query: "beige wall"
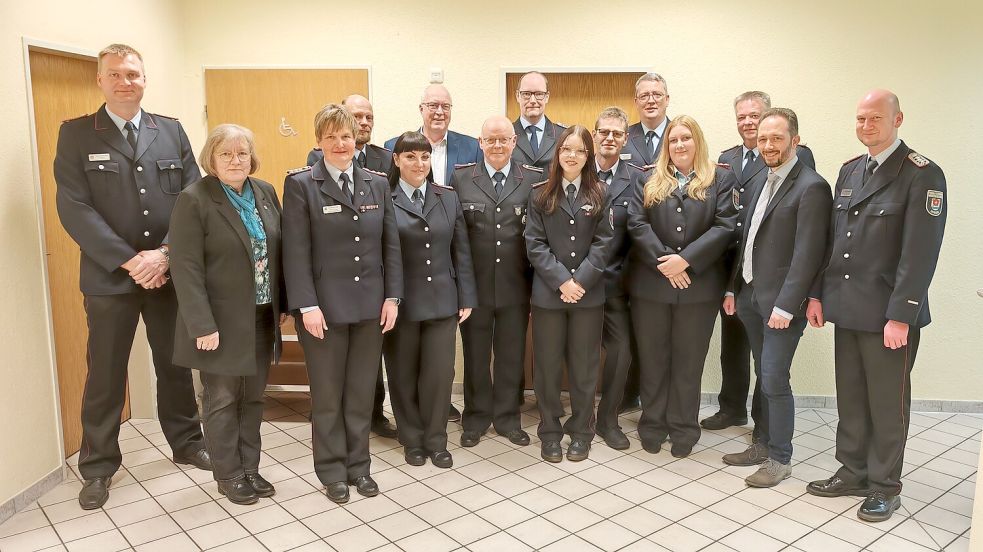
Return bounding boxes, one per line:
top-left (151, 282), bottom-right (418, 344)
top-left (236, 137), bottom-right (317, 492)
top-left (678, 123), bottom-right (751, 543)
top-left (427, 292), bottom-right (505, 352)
top-left (2, 0), bottom-right (981, 507)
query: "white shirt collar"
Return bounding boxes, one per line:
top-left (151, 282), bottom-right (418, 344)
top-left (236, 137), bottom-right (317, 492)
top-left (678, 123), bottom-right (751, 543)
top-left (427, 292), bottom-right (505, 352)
top-left (399, 179), bottom-right (427, 202)
top-left (595, 160), bottom-right (619, 182)
top-left (769, 154), bottom-right (800, 185)
top-left (869, 139), bottom-right (902, 169)
top-left (105, 107), bottom-right (142, 134)
top-left (640, 117), bottom-right (668, 138)
top-left (741, 145), bottom-right (760, 159)
top-left (520, 116), bottom-right (546, 133)
top-left (485, 161), bottom-right (511, 180)
top-left (323, 160), bottom-right (355, 190)
top-left (562, 175), bottom-right (583, 195)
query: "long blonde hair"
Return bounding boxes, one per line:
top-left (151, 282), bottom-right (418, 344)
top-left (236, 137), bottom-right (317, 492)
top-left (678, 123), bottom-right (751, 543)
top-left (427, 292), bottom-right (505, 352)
top-left (643, 115), bottom-right (715, 207)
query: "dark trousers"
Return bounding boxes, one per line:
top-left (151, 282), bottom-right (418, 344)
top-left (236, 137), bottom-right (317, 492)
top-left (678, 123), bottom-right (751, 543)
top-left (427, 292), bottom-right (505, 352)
top-left (372, 365), bottom-right (387, 421)
top-left (737, 286), bottom-right (807, 465)
top-left (461, 303), bottom-right (529, 433)
top-left (632, 298), bottom-right (718, 448)
top-left (716, 306), bottom-right (758, 417)
top-left (597, 295), bottom-right (633, 431)
top-left (532, 306), bottom-right (602, 443)
top-left (384, 315), bottom-right (457, 452)
top-left (833, 326), bottom-right (920, 495)
top-left (200, 304), bottom-right (274, 481)
top-left (297, 317), bottom-right (382, 484)
top-left (79, 285), bottom-right (203, 479)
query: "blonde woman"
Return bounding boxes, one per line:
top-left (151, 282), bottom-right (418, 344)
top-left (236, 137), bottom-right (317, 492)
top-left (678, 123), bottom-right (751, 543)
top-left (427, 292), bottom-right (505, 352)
top-left (626, 115), bottom-right (737, 457)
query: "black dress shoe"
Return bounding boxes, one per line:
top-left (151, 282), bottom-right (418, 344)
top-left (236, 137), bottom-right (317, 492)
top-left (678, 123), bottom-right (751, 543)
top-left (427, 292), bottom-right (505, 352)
top-left (541, 441), bottom-right (563, 463)
top-left (371, 417), bottom-right (398, 439)
top-left (78, 477), bottom-right (111, 510)
top-left (618, 396), bottom-right (641, 414)
top-left (349, 475), bottom-right (379, 497)
top-left (326, 481), bottom-right (349, 503)
top-left (218, 477), bottom-right (258, 505)
top-left (498, 429), bottom-right (531, 446)
top-left (641, 440), bottom-right (663, 454)
top-left (173, 448), bottom-right (213, 471)
top-left (244, 473), bottom-right (276, 498)
top-left (460, 430), bottom-right (482, 447)
top-left (430, 450), bottom-right (454, 469)
top-left (700, 411), bottom-right (748, 430)
top-left (806, 475), bottom-right (870, 498)
top-left (404, 447), bottom-right (427, 466)
top-left (597, 428), bottom-right (630, 450)
top-left (858, 491), bottom-right (901, 522)
top-left (670, 443), bottom-right (693, 458)
top-left (448, 405), bottom-right (462, 422)
top-left (567, 439), bottom-right (591, 462)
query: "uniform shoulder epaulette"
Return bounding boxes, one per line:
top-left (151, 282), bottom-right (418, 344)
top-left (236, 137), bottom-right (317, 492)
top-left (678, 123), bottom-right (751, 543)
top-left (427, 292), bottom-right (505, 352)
top-left (642, 163), bottom-right (657, 171)
top-left (286, 165), bottom-right (311, 175)
top-left (521, 164), bottom-right (544, 172)
top-left (433, 182), bottom-right (454, 190)
top-left (454, 162), bottom-right (476, 169)
top-left (716, 162), bottom-right (731, 169)
top-left (907, 151), bottom-right (930, 168)
top-left (151, 112), bottom-right (179, 121)
top-left (62, 113), bottom-right (90, 123)
top-left (363, 168), bottom-right (387, 177)
top-left (842, 154), bottom-right (864, 165)
top-left (531, 180), bottom-right (548, 188)
top-left (626, 162), bottom-right (648, 171)
top-left (721, 144), bottom-right (741, 154)
top-left (554, 121), bottom-right (569, 129)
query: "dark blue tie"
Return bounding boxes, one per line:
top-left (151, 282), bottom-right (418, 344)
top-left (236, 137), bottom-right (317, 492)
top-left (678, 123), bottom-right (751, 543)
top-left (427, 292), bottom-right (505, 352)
top-left (567, 184), bottom-right (577, 210)
top-left (645, 130), bottom-right (656, 157)
top-left (340, 173), bottom-right (354, 203)
top-left (493, 171), bottom-right (505, 197)
top-left (741, 150), bottom-right (756, 181)
top-left (124, 121), bottom-right (138, 154)
top-left (528, 126), bottom-right (540, 156)
top-left (412, 188), bottom-right (424, 213)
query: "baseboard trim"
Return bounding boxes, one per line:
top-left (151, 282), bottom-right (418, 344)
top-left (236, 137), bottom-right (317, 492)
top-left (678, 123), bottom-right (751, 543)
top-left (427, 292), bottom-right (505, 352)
top-left (697, 393), bottom-right (983, 414)
top-left (0, 465), bottom-right (64, 525)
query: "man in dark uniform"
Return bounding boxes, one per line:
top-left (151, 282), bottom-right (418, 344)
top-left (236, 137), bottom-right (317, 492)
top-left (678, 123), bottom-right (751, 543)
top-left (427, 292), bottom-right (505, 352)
top-left (511, 71), bottom-right (566, 171)
top-left (703, 91), bottom-right (817, 439)
top-left (450, 115), bottom-right (538, 448)
top-left (306, 94), bottom-right (396, 439)
top-left (721, 108), bottom-right (831, 488)
top-left (806, 90), bottom-right (946, 523)
top-left (307, 94), bottom-right (393, 175)
top-left (54, 44), bottom-right (210, 510)
top-left (592, 107), bottom-right (649, 449)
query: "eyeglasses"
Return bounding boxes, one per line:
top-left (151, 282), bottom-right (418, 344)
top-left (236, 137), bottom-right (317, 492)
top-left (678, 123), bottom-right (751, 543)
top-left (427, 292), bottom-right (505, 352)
top-left (422, 102), bottom-right (452, 112)
top-left (481, 136), bottom-right (515, 146)
top-left (216, 151), bottom-right (251, 163)
top-left (595, 129), bottom-right (626, 139)
top-left (559, 146), bottom-right (588, 157)
top-left (517, 91), bottom-right (548, 101)
top-left (636, 92), bottom-right (666, 102)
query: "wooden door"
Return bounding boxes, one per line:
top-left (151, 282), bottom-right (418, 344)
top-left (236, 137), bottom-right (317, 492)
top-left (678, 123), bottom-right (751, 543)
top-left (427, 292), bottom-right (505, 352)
top-left (30, 48), bottom-right (131, 457)
top-left (204, 68), bottom-right (369, 385)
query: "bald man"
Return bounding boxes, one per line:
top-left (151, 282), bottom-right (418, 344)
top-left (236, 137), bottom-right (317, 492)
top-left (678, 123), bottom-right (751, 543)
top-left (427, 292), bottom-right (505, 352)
top-left (449, 115), bottom-right (540, 448)
top-left (308, 95), bottom-right (392, 175)
top-left (511, 71), bottom-right (566, 171)
top-left (385, 84), bottom-right (480, 186)
top-left (805, 90), bottom-right (946, 523)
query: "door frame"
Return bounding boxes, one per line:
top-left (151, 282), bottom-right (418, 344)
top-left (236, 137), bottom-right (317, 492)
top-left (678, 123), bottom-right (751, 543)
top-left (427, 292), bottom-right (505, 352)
top-left (498, 66), bottom-right (653, 114)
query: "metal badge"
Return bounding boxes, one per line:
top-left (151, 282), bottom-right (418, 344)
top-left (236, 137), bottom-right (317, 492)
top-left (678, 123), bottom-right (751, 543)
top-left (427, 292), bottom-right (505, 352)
top-left (323, 205), bottom-right (342, 214)
top-left (515, 206), bottom-right (523, 216)
top-left (88, 153), bottom-right (110, 161)
top-left (840, 188), bottom-right (853, 197)
top-left (926, 190), bottom-right (943, 216)
top-left (732, 188), bottom-right (740, 209)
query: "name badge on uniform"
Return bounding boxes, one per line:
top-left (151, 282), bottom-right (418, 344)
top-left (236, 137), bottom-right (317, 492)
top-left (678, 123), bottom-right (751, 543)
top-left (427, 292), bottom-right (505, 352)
top-left (840, 188), bottom-right (853, 197)
top-left (88, 153), bottom-right (111, 161)
top-left (619, 153), bottom-right (632, 160)
top-left (323, 205), bottom-right (342, 214)
top-left (359, 204), bottom-right (379, 212)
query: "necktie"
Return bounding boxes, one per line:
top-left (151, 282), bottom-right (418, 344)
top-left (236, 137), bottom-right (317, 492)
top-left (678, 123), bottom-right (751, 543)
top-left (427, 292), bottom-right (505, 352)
top-left (598, 169), bottom-right (613, 184)
top-left (339, 173), bottom-right (354, 203)
top-left (567, 183), bottom-right (577, 210)
top-left (493, 171), bottom-right (505, 197)
top-left (528, 126), bottom-right (540, 156)
top-left (124, 121), bottom-right (138, 154)
top-left (357, 151), bottom-right (367, 168)
top-left (861, 157), bottom-right (878, 189)
top-left (742, 172), bottom-right (780, 284)
top-left (645, 130), bottom-right (657, 157)
top-left (741, 150), bottom-right (756, 181)
top-left (412, 188), bottom-right (424, 213)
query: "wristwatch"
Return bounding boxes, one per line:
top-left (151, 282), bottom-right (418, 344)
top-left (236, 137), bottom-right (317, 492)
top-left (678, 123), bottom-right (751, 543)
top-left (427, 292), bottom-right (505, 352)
top-left (158, 246), bottom-right (169, 261)
top-left (386, 297), bottom-right (402, 306)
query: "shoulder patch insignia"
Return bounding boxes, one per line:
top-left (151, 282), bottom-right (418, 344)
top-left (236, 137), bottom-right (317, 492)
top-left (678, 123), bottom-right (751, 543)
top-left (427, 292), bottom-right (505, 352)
top-left (363, 168), bottom-right (387, 177)
top-left (531, 180), bottom-right (548, 188)
top-left (721, 144), bottom-right (741, 154)
top-left (522, 164), bottom-right (544, 173)
top-left (842, 154), bottom-right (864, 165)
top-left (732, 188), bottom-right (741, 210)
top-left (716, 162), bottom-right (731, 169)
top-left (908, 152), bottom-right (930, 168)
top-left (286, 165), bottom-right (311, 175)
top-left (926, 190), bottom-right (943, 216)
top-left (454, 162), bottom-right (476, 169)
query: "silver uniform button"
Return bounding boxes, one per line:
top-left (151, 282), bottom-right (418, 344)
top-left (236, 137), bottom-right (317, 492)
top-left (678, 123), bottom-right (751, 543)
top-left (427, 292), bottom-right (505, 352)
top-left (496, 258), bottom-right (500, 263)
top-left (496, 241), bottom-right (501, 246)
top-left (623, 201), bottom-right (628, 206)
top-left (354, 236), bottom-right (360, 242)
top-left (136, 166), bottom-right (143, 172)
top-left (853, 210), bottom-right (859, 215)
top-left (676, 226), bottom-right (682, 232)
top-left (879, 209), bottom-right (885, 215)
top-left (426, 259), bottom-right (431, 265)
top-left (424, 227), bottom-right (429, 232)
top-left (837, 204), bottom-right (842, 208)
top-left (844, 274), bottom-right (850, 280)
top-left (739, 205), bottom-right (744, 210)
top-left (847, 231), bottom-right (852, 237)
top-left (676, 247), bottom-right (682, 251)
top-left (570, 252), bottom-right (576, 257)
top-left (844, 253), bottom-right (850, 259)
top-left (354, 256), bottom-right (360, 261)
top-left (98, 164), bottom-right (104, 170)
top-left (570, 236), bottom-right (575, 241)
top-left (425, 243), bottom-right (430, 248)
top-left (569, 219), bottom-right (574, 225)
top-left (427, 276), bottom-right (432, 282)
top-left (143, 231), bottom-right (150, 236)
top-left (354, 276), bottom-right (360, 282)
top-left (469, 205), bottom-right (475, 210)
top-left (496, 207), bottom-right (501, 212)
top-left (737, 222), bottom-right (742, 227)
top-left (496, 224), bottom-right (501, 229)
top-left (143, 210), bottom-right (149, 215)
top-left (140, 188), bottom-right (146, 194)
top-left (353, 215), bottom-right (358, 221)
top-left (169, 164), bottom-right (175, 169)
top-left (676, 207), bottom-right (682, 213)
top-left (740, 188), bottom-right (745, 193)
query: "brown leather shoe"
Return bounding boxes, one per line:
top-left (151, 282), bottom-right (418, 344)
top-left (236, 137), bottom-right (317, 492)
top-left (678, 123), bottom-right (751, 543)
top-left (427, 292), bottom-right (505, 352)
top-left (722, 442), bottom-right (768, 466)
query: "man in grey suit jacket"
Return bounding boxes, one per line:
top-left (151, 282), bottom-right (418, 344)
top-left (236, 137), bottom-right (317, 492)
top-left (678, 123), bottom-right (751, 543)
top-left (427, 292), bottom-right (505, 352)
top-left (54, 44), bottom-right (209, 510)
top-left (621, 72), bottom-right (671, 167)
top-left (511, 71), bottom-right (566, 171)
top-left (721, 108), bottom-right (832, 488)
top-left (384, 84), bottom-right (480, 186)
top-left (307, 95), bottom-right (393, 176)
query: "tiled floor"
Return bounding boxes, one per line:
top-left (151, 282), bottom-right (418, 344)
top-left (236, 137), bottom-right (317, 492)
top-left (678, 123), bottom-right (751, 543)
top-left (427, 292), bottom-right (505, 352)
top-left (1, 392), bottom-right (978, 551)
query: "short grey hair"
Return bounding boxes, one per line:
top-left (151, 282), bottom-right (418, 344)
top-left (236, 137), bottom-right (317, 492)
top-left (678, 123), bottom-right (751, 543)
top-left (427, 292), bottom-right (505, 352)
top-left (595, 106), bottom-right (629, 132)
top-left (97, 43), bottom-right (143, 74)
top-left (761, 108), bottom-right (799, 137)
top-left (635, 72), bottom-right (668, 94)
top-left (198, 124), bottom-right (260, 176)
top-left (734, 91), bottom-right (771, 109)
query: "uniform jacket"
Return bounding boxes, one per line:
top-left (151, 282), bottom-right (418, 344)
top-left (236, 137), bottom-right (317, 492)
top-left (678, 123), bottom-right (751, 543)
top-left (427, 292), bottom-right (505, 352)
top-left (602, 161), bottom-right (650, 298)
top-left (282, 160), bottom-right (403, 324)
top-left (390, 183), bottom-right (478, 321)
top-left (511, 116), bottom-right (566, 171)
top-left (169, 177), bottom-right (284, 376)
top-left (385, 129), bottom-right (481, 185)
top-left (729, 159), bottom-right (832, 317)
top-left (524, 182), bottom-right (615, 309)
top-left (621, 120), bottom-right (670, 166)
top-left (307, 143), bottom-right (393, 175)
top-left (54, 104), bottom-right (200, 295)
top-left (626, 166), bottom-right (738, 303)
top-left (818, 142), bottom-right (946, 332)
top-left (448, 161), bottom-right (537, 309)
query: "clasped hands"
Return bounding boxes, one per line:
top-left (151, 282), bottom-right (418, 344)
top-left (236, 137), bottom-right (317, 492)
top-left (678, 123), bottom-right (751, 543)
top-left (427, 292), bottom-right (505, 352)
top-left (122, 249), bottom-right (168, 289)
top-left (560, 278), bottom-right (585, 303)
top-left (658, 254), bottom-right (690, 289)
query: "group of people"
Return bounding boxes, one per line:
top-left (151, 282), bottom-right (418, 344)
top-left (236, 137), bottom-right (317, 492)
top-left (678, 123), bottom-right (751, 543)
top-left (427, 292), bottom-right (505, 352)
top-left (55, 43), bottom-right (946, 526)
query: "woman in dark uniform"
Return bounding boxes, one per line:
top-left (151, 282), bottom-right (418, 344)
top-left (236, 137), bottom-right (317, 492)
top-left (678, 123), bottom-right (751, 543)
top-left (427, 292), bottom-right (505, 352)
top-left (169, 124), bottom-right (285, 505)
top-left (282, 105), bottom-right (402, 504)
top-left (383, 131), bottom-right (477, 469)
top-left (626, 115), bottom-right (737, 458)
top-left (524, 125), bottom-right (613, 463)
